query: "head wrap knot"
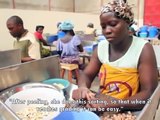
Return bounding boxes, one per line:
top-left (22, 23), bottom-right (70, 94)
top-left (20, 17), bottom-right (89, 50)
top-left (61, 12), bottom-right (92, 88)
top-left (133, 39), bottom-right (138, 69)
top-left (101, 0), bottom-right (134, 25)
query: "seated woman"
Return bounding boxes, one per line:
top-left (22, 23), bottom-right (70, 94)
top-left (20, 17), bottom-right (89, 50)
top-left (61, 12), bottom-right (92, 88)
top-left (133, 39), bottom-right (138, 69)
top-left (57, 20), bottom-right (83, 64)
top-left (34, 25), bottom-right (49, 46)
top-left (34, 25), bottom-right (51, 57)
top-left (72, 0), bottom-right (158, 111)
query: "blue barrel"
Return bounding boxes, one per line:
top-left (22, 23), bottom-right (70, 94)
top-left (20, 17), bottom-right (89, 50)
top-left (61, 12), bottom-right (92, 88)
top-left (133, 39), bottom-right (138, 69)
top-left (148, 26), bottom-right (158, 38)
top-left (140, 25), bottom-right (148, 32)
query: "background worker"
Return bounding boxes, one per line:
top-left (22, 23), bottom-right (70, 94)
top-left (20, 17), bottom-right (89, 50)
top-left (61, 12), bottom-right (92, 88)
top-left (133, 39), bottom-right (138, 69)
top-left (6, 15), bottom-right (41, 62)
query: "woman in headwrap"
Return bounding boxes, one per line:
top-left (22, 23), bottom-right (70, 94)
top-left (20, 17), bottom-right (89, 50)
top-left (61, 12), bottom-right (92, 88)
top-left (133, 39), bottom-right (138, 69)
top-left (72, 0), bottom-right (158, 111)
top-left (57, 20), bottom-right (83, 64)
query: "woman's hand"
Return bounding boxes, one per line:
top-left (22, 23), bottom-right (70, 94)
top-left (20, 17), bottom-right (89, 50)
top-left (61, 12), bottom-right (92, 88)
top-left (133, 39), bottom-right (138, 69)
top-left (72, 87), bottom-right (95, 100)
top-left (86, 94), bottom-right (119, 110)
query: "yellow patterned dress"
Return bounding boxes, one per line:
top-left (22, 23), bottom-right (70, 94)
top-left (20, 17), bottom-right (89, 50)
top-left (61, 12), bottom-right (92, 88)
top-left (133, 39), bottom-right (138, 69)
top-left (97, 37), bottom-right (148, 99)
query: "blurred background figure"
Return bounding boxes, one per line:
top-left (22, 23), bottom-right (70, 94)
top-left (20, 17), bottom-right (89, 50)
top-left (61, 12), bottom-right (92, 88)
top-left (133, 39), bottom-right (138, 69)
top-left (85, 22), bottom-right (96, 36)
top-left (95, 29), bottom-right (106, 42)
top-left (130, 21), bottom-right (139, 32)
top-left (51, 22), bottom-right (62, 47)
top-left (6, 15), bottom-right (41, 62)
top-left (57, 22), bottom-right (62, 32)
top-left (34, 25), bottom-right (49, 46)
top-left (34, 25), bottom-right (51, 58)
top-left (129, 27), bottom-right (136, 36)
top-left (57, 20), bottom-right (83, 64)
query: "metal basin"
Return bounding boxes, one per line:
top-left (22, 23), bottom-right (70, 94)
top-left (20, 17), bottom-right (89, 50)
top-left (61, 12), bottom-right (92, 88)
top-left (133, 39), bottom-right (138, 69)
top-left (0, 83), bottom-right (62, 101)
top-left (0, 83), bottom-right (65, 120)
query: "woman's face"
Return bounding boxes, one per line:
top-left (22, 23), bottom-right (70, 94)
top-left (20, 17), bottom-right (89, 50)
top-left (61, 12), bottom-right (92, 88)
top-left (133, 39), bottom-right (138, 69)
top-left (37, 27), bottom-right (44, 34)
top-left (100, 12), bottom-right (129, 44)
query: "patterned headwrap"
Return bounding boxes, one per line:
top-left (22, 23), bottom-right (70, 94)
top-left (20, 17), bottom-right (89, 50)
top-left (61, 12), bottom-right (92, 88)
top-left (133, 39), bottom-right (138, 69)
top-left (101, 0), bottom-right (134, 25)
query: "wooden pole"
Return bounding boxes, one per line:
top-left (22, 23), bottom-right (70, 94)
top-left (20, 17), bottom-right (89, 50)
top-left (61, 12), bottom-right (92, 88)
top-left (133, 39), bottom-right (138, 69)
top-left (48, 0), bottom-right (51, 11)
top-left (73, 0), bottom-right (75, 12)
top-left (100, 0), bottom-right (103, 7)
top-left (12, 0), bottom-right (16, 9)
top-left (137, 0), bottom-right (140, 27)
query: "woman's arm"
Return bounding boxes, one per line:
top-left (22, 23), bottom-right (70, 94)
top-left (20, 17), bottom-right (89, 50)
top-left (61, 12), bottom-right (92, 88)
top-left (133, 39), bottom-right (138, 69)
top-left (40, 39), bottom-right (50, 46)
top-left (78, 48), bottom-right (102, 88)
top-left (72, 48), bottom-right (102, 99)
top-left (86, 43), bottom-right (158, 111)
top-left (125, 43), bottom-right (158, 108)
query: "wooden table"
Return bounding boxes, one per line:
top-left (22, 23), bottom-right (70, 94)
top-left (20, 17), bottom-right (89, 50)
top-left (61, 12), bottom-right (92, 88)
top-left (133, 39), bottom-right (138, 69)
top-left (79, 52), bottom-right (91, 65)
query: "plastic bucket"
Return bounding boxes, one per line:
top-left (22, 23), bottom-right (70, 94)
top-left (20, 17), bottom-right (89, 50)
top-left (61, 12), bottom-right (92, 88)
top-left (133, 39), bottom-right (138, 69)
top-left (140, 25), bottom-right (148, 32)
top-left (148, 27), bottom-right (158, 38)
top-left (42, 78), bottom-right (70, 90)
top-left (139, 32), bottom-right (148, 38)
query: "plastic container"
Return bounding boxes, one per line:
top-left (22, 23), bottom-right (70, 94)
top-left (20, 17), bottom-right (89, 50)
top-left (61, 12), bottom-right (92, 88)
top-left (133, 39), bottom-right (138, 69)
top-left (42, 78), bottom-right (70, 90)
top-left (148, 26), bottom-right (158, 38)
top-left (139, 32), bottom-right (148, 38)
top-left (54, 109), bottom-right (100, 120)
top-left (140, 25), bottom-right (148, 32)
top-left (57, 31), bottom-right (66, 39)
top-left (83, 46), bottom-right (93, 54)
top-left (47, 35), bottom-right (58, 43)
